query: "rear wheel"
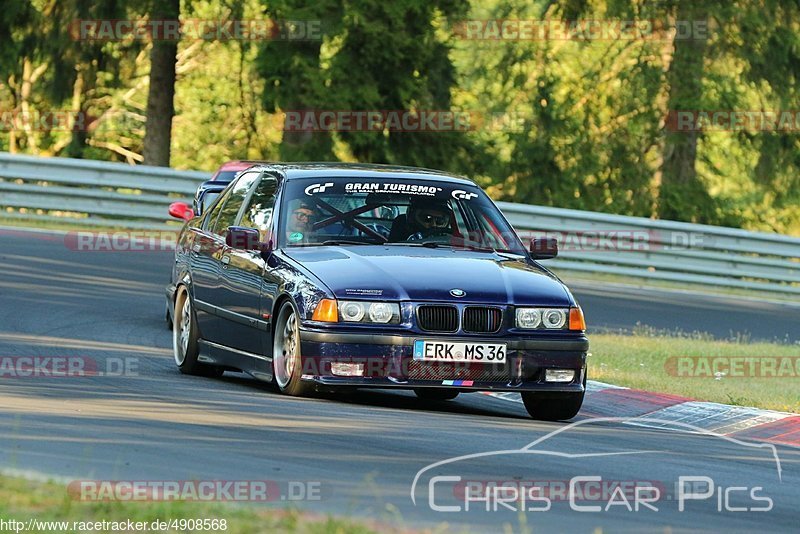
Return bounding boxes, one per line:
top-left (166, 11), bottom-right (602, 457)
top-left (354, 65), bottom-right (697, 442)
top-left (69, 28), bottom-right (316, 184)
top-left (413, 388), bottom-right (459, 401)
top-left (272, 301), bottom-right (314, 397)
top-left (521, 375), bottom-right (585, 421)
top-left (173, 286), bottom-right (223, 377)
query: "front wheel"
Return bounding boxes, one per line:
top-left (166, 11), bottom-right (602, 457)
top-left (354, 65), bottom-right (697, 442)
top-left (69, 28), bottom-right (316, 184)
top-left (414, 388), bottom-right (459, 401)
top-left (172, 286), bottom-right (223, 377)
top-left (521, 374), bottom-right (586, 421)
top-left (272, 301), bottom-right (314, 397)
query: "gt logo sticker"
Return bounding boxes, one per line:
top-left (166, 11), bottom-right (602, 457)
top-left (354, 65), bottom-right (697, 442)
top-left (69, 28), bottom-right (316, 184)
top-left (452, 189), bottom-right (478, 200)
top-left (304, 182), bottom-right (334, 195)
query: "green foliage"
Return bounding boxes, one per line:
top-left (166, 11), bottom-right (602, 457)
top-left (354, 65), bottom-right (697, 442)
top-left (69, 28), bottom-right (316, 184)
top-left (1, 0), bottom-right (799, 234)
top-left (457, 0), bottom-right (665, 216)
top-left (257, 0), bottom-right (473, 167)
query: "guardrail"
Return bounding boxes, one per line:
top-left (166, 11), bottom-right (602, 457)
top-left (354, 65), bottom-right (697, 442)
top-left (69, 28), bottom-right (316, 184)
top-left (500, 203), bottom-right (800, 294)
top-left (1, 152), bottom-right (798, 294)
top-left (0, 152), bottom-right (206, 230)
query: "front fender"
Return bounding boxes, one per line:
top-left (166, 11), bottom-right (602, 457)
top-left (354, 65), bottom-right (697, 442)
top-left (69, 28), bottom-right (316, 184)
top-left (269, 253), bottom-right (333, 322)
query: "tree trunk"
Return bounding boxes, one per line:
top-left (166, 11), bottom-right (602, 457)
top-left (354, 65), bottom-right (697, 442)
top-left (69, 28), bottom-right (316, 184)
top-left (659, 1), bottom-right (712, 222)
top-left (143, 0), bottom-right (179, 167)
top-left (66, 67), bottom-right (86, 158)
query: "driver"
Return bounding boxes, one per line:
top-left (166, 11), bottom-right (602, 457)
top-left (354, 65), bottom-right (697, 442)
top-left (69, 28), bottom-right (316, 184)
top-left (389, 197), bottom-right (453, 241)
top-left (285, 200), bottom-right (317, 244)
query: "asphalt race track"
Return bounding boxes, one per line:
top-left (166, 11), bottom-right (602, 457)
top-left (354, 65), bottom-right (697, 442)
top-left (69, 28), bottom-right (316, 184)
top-left (1, 228), bottom-right (798, 532)
top-left (567, 280), bottom-right (800, 343)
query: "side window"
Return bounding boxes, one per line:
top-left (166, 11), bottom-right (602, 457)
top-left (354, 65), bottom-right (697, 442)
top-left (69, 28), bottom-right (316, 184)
top-left (201, 191), bottom-right (222, 215)
top-left (210, 172), bottom-right (260, 235)
top-left (240, 175), bottom-right (278, 241)
top-left (202, 188), bottom-right (231, 232)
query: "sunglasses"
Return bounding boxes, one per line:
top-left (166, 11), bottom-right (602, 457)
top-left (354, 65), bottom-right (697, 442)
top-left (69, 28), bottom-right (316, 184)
top-left (293, 210), bottom-right (313, 221)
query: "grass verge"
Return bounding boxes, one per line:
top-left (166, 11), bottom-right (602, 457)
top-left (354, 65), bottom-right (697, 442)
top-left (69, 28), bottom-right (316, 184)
top-left (589, 329), bottom-right (800, 413)
top-left (0, 475), bottom-right (381, 534)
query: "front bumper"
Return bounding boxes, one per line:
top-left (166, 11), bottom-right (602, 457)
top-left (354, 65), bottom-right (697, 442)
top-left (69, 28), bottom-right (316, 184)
top-left (298, 329), bottom-right (588, 393)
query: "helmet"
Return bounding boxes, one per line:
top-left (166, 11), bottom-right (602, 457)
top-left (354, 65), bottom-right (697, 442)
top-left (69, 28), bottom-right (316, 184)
top-left (408, 197), bottom-right (451, 229)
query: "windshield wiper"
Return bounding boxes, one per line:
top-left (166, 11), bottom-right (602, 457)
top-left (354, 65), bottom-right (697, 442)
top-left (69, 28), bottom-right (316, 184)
top-left (416, 241), bottom-right (504, 252)
top-left (384, 241), bottom-right (519, 254)
top-left (318, 239), bottom-right (376, 246)
top-left (417, 242), bottom-right (503, 253)
top-left (462, 244), bottom-right (498, 252)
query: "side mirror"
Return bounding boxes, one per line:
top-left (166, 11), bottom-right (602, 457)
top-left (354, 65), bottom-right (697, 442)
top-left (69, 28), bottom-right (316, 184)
top-left (529, 237), bottom-right (558, 260)
top-left (225, 226), bottom-right (261, 250)
top-left (168, 201), bottom-right (194, 221)
top-left (260, 238), bottom-right (274, 260)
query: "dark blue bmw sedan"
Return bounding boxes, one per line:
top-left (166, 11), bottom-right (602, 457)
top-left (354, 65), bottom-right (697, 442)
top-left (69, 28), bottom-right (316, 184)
top-left (167, 163), bottom-right (588, 420)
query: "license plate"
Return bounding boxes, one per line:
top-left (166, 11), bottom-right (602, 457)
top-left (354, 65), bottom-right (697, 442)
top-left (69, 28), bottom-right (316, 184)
top-left (413, 340), bottom-right (507, 363)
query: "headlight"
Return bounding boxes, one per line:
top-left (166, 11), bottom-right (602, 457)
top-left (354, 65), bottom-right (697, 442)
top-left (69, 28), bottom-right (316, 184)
top-left (368, 302), bottom-right (395, 323)
top-left (516, 308), bottom-right (541, 329)
top-left (542, 309), bottom-right (567, 329)
top-left (516, 308), bottom-right (570, 329)
top-left (340, 301), bottom-right (366, 322)
top-left (339, 300), bottom-right (400, 324)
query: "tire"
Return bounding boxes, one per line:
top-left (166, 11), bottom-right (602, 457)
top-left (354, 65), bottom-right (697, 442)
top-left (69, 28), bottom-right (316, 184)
top-left (172, 286), bottom-right (223, 378)
top-left (521, 375), bottom-right (585, 421)
top-left (272, 301), bottom-right (314, 397)
top-left (165, 301), bottom-right (173, 330)
top-left (414, 388), bottom-right (459, 401)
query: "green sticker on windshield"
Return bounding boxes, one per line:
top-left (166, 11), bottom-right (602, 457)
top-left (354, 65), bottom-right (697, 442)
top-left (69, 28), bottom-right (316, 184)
top-left (289, 232), bottom-right (304, 242)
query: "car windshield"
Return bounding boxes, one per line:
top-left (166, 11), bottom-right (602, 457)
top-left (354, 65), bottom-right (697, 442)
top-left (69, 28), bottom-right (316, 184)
top-left (279, 177), bottom-right (526, 254)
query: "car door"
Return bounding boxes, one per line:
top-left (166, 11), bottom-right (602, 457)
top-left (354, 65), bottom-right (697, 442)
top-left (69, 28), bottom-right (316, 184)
top-left (191, 171), bottom-right (261, 345)
top-left (190, 185), bottom-right (231, 339)
top-left (215, 173), bottom-right (279, 355)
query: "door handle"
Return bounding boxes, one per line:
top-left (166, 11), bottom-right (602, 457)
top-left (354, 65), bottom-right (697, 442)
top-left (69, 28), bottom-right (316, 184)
top-left (221, 254), bottom-right (231, 267)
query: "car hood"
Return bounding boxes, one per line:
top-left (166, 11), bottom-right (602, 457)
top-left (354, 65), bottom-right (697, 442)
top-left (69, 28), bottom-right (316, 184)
top-left (282, 246), bottom-right (572, 306)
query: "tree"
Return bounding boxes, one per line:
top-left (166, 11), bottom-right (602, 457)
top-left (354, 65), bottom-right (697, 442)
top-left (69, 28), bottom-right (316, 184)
top-left (143, 0), bottom-right (179, 166)
top-left (464, 0), bottom-right (665, 216)
top-left (257, 0), bottom-right (472, 168)
top-left (658, 0), bottom-right (715, 222)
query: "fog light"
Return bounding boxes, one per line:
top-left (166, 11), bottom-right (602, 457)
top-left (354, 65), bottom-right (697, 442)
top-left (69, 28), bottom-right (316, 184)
top-left (331, 362), bottom-right (364, 377)
top-left (545, 369), bottom-right (575, 383)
